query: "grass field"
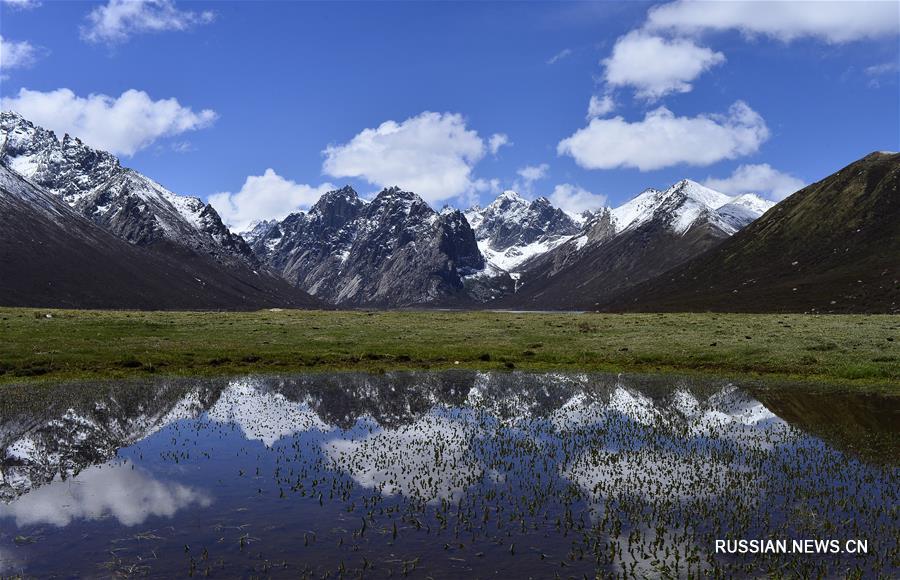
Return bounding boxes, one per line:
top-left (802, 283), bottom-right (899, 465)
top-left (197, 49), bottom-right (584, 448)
top-left (0, 307), bottom-right (897, 392)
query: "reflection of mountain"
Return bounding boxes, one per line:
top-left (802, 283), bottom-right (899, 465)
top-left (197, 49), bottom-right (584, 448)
top-left (2, 372), bottom-right (894, 507)
top-left (0, 381), bottom-right (220, 502)
top-left (0, 462), bottom-right (210, 527)
top-left (323, 410), bottom-right (482, 502)
top-left (207, 378), bottom-right (328, 446)
top-left (1, 372), bottom-right (895, 579)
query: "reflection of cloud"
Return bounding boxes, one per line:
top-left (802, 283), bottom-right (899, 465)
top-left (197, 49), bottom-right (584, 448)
top-left (323, 412), bottom-right (481, 502)
top-left (207, 379), bottom-right (328, 446)
top-left (0, 462), bottom-right (210, 527)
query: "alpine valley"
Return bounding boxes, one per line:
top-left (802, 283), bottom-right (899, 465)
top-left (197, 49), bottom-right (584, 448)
top-left (1, 111), bottom-right (897, 313)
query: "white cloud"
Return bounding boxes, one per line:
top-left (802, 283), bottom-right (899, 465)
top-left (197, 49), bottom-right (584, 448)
top-left (2, 0), bottom-right (41, 10)
top-left (473, 177), bottom-right (501, 195)
top-left (587, 94), bottom-right (615, 118)
top-left (865, 62), bottom-right (899, 76)
top-left (488, 132), bottom-right (510, 155)
top-left (81, 0), bottom-right (215, 45)
top-left (1, 87), bottom-right (217, 156)
top-left (0, 463), bottom-right (210, 527)
top-left (0, 35), bottom-right (41, 71)
top-left (209, 169), bottom-right (336, 232)
top-left (322, 111), bottom-right (487, 204)
top-left (558, 101), bottom-right (769, 171)
top-left (516, 163), bottom-right (549, 183)
top-left (603, 30), bottom-right (725, 100)
top-left (645, 0), bottom-right (900, 43)
top-left (549, 183), bottom-right (608, 214)
top-left (547, 48), bottom-right (573, 64)
top-left (703, 163), bottom-right (805, 201)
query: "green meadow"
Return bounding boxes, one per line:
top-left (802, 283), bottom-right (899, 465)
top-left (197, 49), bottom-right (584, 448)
top-left (1, 308), bottom-right (897, 392)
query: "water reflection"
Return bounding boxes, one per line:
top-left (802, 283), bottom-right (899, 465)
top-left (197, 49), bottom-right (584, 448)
top-left (0, 462), bottom-right (211, 527)
top-left (0, 371), bottom-right (896, 578)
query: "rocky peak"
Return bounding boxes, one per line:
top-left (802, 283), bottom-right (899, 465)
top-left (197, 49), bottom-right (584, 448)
top-left (470, 190), bottom-right (580, 251)
top-left (367, 186), bottom-right (434, 223)
top-left (310, 185), bottom-right (364, 229)
top-left (435, 209), bottom-right (485, 274)
top-left (1, 111), bottom-right (257, 266)
top-left (1, 111), bottom-right (120, 204)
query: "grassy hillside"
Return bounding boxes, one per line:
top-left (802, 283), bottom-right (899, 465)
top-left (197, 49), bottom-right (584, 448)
top-left (603, 152), bottom-right (900, 313)
top-left (1, 308), bottom-right (897, 391)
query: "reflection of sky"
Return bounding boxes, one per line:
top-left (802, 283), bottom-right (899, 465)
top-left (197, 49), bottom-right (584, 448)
top-left (0, 546), bottom-right (22, 574)
top-left (0, 462), bottom-right (211, 527)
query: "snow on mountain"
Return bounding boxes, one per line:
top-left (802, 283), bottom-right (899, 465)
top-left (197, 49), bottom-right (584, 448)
top-left (465, 190), bottom-right (581, 274)
top-left (466, 181), bottom-right (771, 286)
top-left (0, 111), bottom-right (255, 265)
top-left (610, 180), bottom-right (773, 236)
top-left (715, 193), bottom-right (776, 232)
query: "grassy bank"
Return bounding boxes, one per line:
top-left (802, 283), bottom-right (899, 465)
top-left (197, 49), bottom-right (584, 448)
top-left (0, 308), bottom-right (897, 392)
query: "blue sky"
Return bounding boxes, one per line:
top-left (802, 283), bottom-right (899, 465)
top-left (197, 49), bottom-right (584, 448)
top-left (1, 0), bottom-right (898, 229)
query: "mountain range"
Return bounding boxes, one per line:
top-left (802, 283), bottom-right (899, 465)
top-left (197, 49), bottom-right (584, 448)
top-left (1, 111), bottom-right (896, 312)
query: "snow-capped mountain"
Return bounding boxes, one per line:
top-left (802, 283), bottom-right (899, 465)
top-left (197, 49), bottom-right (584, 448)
top-left (0, 110), bottom-right (787, 311)
top-left (464, 191), bottom-right (581, 274)
top-left (601, 152), bottom-right (900, 313)
top-left (250, 185), bottom-right (484, 306)
top-left (610, 180), bottom-right (774, 236)
top-left (498, 179), bottom-right (774, 310)
top-left (0, 111), bottom-right (254, 267)
top-left (0, 111), bottom-right (320, 309)
top-left (0, 162), bottom-right (320, 309)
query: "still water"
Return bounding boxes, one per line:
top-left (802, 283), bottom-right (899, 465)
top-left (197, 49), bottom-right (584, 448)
top-left (1, 372), bottom-right (897, 578)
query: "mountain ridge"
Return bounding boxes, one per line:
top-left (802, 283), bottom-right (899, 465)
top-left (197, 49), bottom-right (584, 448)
top-left (598, 151), bottom-right (900, 313)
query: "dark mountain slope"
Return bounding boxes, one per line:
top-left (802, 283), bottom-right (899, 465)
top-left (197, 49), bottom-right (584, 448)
top-left (601, 152), bottom-right (899, 313)
top-left (0, 165), bottom-right (321, 310)
top-left (251, 186), bottom-right (484, 307)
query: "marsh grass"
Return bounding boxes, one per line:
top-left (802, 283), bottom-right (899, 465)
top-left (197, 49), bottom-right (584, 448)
top-left (0, 308), bottom-right (897, 391)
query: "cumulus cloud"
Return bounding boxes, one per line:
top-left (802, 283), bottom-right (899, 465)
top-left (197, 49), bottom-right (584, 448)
top-left (1, 87), bottom-right (217, 156)
top-left (645, 0), bottom-right (900, 43)
top-left (549, 183), bottom-right (608, 214)
top-left (516, 163), bottom-right (549, 183)
top-left (209, 170), bottom-right (336, 232)
top-left (587, 94), bottom-right (615, 118)
top-left (513, 163), bottom-right (549, 195)
top-left (603, 30), bottom-right (725, 100)
top-left (322, 111), bottom-right (487, 204)
top-left (0, 35), bottom-right (42, 71)
top-left (704, 163), bottom-right (805, 201)
top-left (473, 177), bottom-right (502, 195)
top-left (488, 132), bottom-right (510, 155)
top-left (81, 0), bottom-right (215, 45)
top-left (557, 101), bottom-right (769, 171)
top-left (547, 48), bottom-right (573, 64)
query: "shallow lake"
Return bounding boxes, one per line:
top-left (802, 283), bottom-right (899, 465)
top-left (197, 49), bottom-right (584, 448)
top-left (1, 372), bottom-right (897, 577)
